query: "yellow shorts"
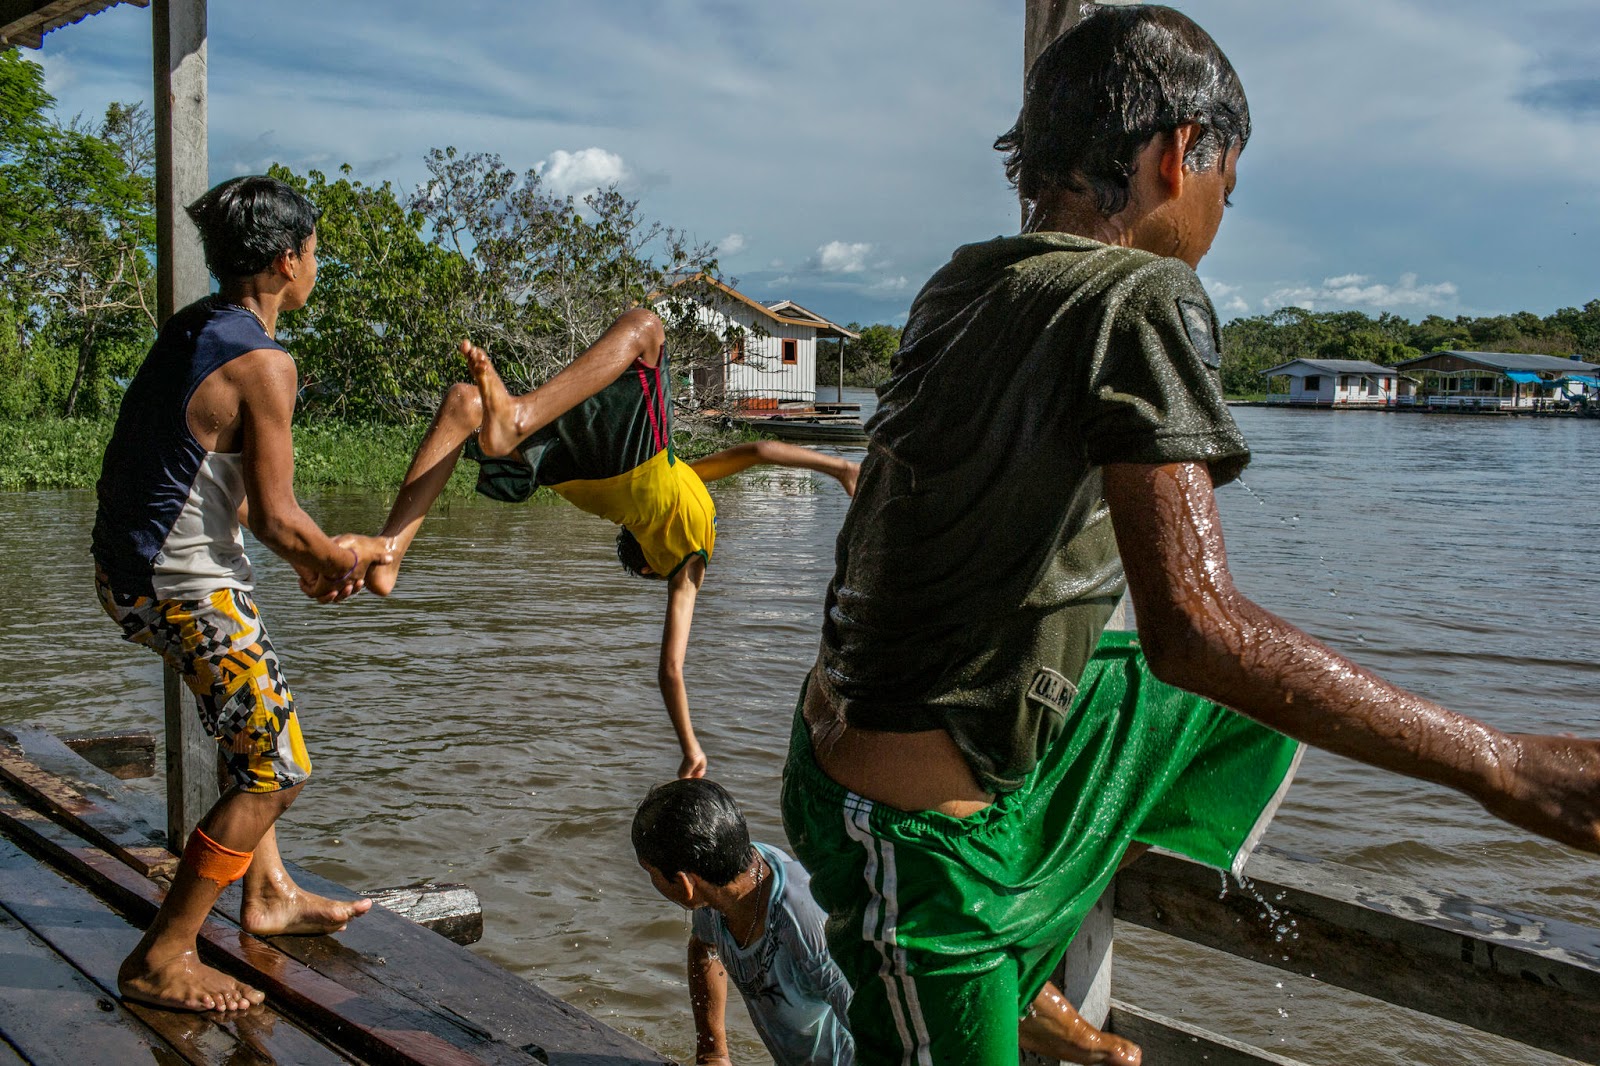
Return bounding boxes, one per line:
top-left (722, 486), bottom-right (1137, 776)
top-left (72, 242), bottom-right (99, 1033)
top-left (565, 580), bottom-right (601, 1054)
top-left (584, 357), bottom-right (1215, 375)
top-left (96, 573), bottom-right (312, 792)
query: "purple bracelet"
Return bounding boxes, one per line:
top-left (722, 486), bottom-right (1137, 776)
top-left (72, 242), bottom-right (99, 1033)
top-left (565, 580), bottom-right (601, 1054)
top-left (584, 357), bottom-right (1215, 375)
top-left (334, 546), bottom-right (359, 586)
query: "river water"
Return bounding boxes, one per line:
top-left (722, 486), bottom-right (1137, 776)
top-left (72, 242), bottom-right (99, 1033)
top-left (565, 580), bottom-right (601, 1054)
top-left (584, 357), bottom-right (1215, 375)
top-left (1, 400), bottom-right (1597, 1064)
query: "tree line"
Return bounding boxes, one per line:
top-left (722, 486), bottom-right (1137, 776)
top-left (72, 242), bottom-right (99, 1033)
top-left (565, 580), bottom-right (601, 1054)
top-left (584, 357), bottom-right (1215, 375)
top-left (1, 51), bottom-right (739, 431)
top-left (5, 49), bottom-right (1596, 420)
top-left (1217, 305), bottom-right (1600, 396)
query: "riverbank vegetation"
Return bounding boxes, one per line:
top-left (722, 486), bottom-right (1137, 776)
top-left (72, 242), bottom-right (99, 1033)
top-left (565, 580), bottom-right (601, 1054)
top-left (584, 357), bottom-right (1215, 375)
top-left (4, 48), bottom-right (1597, 487)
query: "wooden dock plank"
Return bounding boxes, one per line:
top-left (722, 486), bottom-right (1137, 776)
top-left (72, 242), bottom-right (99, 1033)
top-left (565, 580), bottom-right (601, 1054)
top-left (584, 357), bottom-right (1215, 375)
top-left (0, 909), bottom-right (168, 1065)
top-left (0, 1038), bottom-right (25, 1065)
top-left (0, 800), bottom-right (544, 1066)
top-left (217, 869), bottom-right (674, 1065)
top-left (0, 834), bottom-right (351, 1066)
top-left (0, 736), bottom-right (670, 1065)
top-left (0, 729), bottom-right (173, 877)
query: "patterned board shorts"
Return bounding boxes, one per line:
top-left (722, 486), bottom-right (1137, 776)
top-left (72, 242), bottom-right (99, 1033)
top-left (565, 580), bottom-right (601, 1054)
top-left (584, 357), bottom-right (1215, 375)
top-left (96, 573), bottom-right (312, 793)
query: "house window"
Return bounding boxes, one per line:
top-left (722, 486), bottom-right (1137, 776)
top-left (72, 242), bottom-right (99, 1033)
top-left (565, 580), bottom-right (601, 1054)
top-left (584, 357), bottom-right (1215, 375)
top-left (730, 336), bottom-right (744, 364)
top-left (1303, 375), bottom-right (1321, 390)
top-left (781, 338), bottom-right (798, 365)
top-left (1340, 376), bottom-right (1352, 388)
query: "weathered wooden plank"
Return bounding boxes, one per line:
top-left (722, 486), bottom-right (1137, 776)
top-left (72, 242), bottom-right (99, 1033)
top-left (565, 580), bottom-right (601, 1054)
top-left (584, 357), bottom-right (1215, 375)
top-left (217, 867), bottom-right (674, 1065)
top-left (0, 834), bottom-right (350, 1066)
top-left (0, 730), bottom-right (174, 877)
top-left (1108, 999), bottom-right (1310, 1066)
top-left (0, 801), bottom-right (543, 1066)
top-left (62, 729), bottom-right (157, 780)
top-left (0, 909), bottom-right (168, 1065)
top-left (4, 724), bottom-right (168, 832)
top-left (0, 1036), bottom-right (24, 1065)
top-left (360, 882), bottom-right (483, 946)
top-left (1116, 846), bottom-right (1600, 1062)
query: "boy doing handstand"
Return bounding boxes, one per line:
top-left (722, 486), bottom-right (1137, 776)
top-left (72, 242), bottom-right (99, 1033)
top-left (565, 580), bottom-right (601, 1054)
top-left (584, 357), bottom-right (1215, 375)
top-left (368, 313), bottom-right (858, 778)
top-left (783, 7), bottom-right (1600, 1064)
top-left (92, 176), bottom-right (392, 1011)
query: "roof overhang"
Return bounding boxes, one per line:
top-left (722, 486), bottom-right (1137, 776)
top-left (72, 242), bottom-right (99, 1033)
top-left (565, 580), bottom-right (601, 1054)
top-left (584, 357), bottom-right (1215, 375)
top-left (1, 0), bottom-right (146, 49)
top-left (658, 273), bottom-right (860, 340)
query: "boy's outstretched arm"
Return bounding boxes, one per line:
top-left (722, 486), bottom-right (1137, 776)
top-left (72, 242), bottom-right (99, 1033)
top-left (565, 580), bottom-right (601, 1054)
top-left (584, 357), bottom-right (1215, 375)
top-left (474, 308), bottom-right (666, 457)
top-left (688, 440), bottom-right (860, 496)
top-left (687, 935), bottom-right (733, 1066)
top-left (237, 350), bottom-right (391, 601)
top-left (661, 557), bottom-right (708, 779)
top-left (1104, 460), bottom-right (1600, 855)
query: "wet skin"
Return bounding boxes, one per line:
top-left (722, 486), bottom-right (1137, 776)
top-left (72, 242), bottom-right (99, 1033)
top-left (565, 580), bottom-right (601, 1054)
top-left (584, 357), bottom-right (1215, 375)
top-left (802, 120), bottom-right (1600, 1058)
top-left (118, 785), bottom-right (371, 1012)
top-left (809, 124), bottom-right (1600, 853)
top-left (372, 319), bottom-right (859, 781)
top-left (121, 231), bottom-right (388, 1012)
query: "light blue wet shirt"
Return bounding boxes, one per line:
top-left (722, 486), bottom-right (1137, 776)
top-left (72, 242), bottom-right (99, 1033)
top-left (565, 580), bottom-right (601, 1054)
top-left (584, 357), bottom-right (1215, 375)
top-left (692, 843), bottom-right (854, 1066)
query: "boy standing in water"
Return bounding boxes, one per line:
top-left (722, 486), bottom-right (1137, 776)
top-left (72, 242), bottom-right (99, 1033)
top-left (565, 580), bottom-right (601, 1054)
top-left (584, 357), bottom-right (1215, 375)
top-left (369, 314), bottom-right (857, 779)
top-left (92, 176), bottom-right (392, 1011)
top-left (782, 7), bottom-right (1600, 1064)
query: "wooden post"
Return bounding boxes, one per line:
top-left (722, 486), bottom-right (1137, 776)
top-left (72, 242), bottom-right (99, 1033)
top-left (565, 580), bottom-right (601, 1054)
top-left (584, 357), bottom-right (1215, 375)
top-left (152, 0), bottom-right (213, 852)
top-left (1024, 0), bottom-right (1095, 75)
top-left (837, 336), bottom-right (845, 403)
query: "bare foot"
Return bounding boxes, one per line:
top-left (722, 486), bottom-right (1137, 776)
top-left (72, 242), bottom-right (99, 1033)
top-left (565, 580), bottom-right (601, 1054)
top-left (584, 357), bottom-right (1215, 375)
top-left (1020, 983), bottom-right (1141, 1065)
top-left (465, 340), bottom-right (522, 457)
top-left (119, 950), bottom-right (265, 1012)
top-left (838, 460), bottom-right (860, 497)
top-left (241, 886), bottom-right (373, 937)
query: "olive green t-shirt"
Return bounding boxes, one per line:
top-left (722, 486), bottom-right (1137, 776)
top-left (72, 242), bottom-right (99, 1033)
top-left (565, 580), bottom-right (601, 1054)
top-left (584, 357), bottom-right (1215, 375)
top-left (815, 233), bottom-right (1250, 792)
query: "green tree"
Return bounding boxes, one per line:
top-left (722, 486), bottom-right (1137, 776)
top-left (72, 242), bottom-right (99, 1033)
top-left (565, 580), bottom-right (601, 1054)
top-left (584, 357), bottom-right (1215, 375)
top-left (270, 163), bottom-right (472, 420)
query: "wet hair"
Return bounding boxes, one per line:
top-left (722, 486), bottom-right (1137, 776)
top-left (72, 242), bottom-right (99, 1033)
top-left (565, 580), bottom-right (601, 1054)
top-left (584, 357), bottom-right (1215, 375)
top-left (995, 4), bottom-right (1250, 214)
top-left (185, 175), bottom-right (320, 281)
top-left (616, 527), bottom-right (655, 579)
top-left (632, 779), bottom-right (753, 885)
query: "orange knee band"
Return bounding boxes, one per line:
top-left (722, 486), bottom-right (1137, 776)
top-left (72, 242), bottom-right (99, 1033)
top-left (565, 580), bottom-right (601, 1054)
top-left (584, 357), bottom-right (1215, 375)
top-left (184, 827), bottom-right (254, 887)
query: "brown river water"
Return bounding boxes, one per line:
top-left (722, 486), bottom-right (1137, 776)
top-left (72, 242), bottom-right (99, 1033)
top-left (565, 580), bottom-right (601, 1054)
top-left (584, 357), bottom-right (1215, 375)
top-left (2, 402), bottom-right (1597, 1064)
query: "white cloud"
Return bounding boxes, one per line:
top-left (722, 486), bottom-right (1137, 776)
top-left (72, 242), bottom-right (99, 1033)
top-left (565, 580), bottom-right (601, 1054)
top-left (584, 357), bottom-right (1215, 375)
top-left (812, 241), bottom-right (872, 274)
top-left (1264, 272), bottom-right (1458, 312)
top-left (537, 148), bottom-right (629, 197)
top-left (865, 275), bottom-right (910, 297)
top-left (717, 232), bottom-right (746, 256)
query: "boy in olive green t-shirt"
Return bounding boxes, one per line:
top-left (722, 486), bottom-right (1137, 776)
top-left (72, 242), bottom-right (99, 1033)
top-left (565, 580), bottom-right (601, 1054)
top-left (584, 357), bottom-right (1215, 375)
top-left (784, 8), bottom-right (1600, 1065)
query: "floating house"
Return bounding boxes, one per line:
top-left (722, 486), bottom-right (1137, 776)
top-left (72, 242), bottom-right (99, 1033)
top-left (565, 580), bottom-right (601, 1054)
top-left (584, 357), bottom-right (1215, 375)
top-left (1262, 359), bottom-right (1410, 407)
top-left (1394, 350), bottom-right (1600, 411)
top-left (660, 276), bottom-right (858, 411)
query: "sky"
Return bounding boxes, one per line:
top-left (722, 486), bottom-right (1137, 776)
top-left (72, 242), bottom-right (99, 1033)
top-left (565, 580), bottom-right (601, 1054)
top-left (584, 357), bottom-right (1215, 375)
top-left (28, 0), bottom-right (1600, 328)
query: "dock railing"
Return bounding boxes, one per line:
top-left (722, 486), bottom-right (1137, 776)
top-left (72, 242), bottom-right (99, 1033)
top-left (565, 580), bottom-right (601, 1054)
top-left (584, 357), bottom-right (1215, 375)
top-left (1039, 844), bottom-right (1600, 1065)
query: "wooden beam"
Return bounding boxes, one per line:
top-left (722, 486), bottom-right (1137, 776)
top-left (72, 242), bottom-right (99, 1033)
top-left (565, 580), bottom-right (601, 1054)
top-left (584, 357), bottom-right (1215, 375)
top-left (0, 734), bottom-right (174, 877)
top-left (0, 909), bottom-right (168, 1064)
top-left (0, 835), bottom-right (350, 1066)
top-left (1024, 0), bottom-right (1094, 76)
top-left (61, 729), bottom-right (157, 780)
top-left (1109, 1000), bottom-right (1310, 1066)
top-left (361, 882), bottom-right (484, 946)
top-left (0, 802), bottom-right (547, 1066)
top-left (151, 0), bottom-right (213, 851)
top-left (1116, 847), bottom-right (1600, 1063)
